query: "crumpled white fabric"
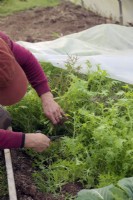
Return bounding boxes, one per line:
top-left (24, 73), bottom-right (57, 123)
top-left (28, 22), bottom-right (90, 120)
top-left (70, 0), bottom-right (133, 25)
top-left (17, 24), bottom-right (133, 84)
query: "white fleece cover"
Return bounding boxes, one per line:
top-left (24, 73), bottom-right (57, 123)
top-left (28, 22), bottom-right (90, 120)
top-left (70, 0), bottom-right (133, 25)
top-left (17, 24), bottom-right (133, 84)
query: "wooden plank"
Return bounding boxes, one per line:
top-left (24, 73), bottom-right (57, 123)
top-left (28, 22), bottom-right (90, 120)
top-left (4, 127), bottom-right (17, 200)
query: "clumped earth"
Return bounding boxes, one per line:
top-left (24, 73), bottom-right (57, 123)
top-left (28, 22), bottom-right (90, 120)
top-left (0, 1), bottom-right (111, 42)
top-left (11, 150), bottom-right (83, 200)
top-left (0, 1), bottom-right (114, 200)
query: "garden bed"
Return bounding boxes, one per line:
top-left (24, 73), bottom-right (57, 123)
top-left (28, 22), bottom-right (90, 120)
top-left (0, 1), bottom-right (128, 200)
top-left (11, 149), bottom-right (82, 200)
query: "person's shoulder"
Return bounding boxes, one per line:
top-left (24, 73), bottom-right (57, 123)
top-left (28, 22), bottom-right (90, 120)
top-left (0, 31), bottom-right (12, 48)
top-left (0, 31), bottom-right (9, 40)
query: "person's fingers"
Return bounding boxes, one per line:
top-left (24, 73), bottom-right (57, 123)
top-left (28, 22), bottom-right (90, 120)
top-left (25, 133), bottom-right (51, 152)
top-left (52, 106), bottom-right (68, 124)
top-left (44, 109), bottom-right (57, 124)
top-left (53, 109), bottom-right (61, 124)
top-left (50, 108), bottom-right (61, 124)
top-left (43, 101), bottom-right (67, 125)
top-left (49, 113), bottom-right (58, 124)
top-left (60, 108), bottom-right (65, 115)
top-left (59, 108), bottom-right (68, 121)
top-left (33, 147), bottom-right (47, 152)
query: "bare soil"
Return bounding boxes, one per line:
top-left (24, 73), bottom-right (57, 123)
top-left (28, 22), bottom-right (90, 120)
top-left (0, 1), bottom-right (114, 200)
top-left (11, 150), bottom-right (83, 200)
top-left (0, 1), bottom-right (112, 42)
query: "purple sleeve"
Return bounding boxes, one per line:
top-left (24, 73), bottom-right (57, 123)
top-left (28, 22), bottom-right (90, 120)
top-left (11, 42), bottom-right (50, 96)
top-left (0, 130), bottom-right (24, 149)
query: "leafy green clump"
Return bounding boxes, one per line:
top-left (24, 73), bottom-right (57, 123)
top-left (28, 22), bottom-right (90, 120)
top-left (76, 177), bottom-right (133, 200)
top-left (8, 61), bottom-right (133, 195)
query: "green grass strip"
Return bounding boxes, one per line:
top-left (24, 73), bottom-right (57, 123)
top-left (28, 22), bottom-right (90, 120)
top-left (0, 0), bottom-right (60, 16)
top-left (0, 154), bottom-right (8, 197)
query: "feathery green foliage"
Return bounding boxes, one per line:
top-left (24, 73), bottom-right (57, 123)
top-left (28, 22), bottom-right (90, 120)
top-left (8, 61), bottom-right (133, 197)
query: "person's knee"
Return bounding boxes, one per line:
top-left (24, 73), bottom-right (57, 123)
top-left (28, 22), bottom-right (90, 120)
top-left (0, 106), bottom-right (12, 130)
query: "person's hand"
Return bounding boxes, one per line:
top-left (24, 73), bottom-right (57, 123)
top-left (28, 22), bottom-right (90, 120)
top-left (41, 92), bottom-right (67, 125)
top-left (24, 133), bottom-right (50, 152)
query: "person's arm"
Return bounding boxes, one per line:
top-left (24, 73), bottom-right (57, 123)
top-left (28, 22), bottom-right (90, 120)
top-left (0, 129), bottom-right (24, 149)
top-left (24, 133), bottom-right (50, 152)
top-left (0, 129), bottom-right (50, 151)
top-left (0, 31), bottom-right (52, 150)
top-left (0, 31), bottom-right (66, 124)
top-left (11, 42), bottom-right (50, 96)
top-left (11, 41), bottom-right (66, 124)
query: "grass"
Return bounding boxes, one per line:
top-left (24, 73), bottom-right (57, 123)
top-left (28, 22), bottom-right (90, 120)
top-left (0, 152), bottom-right (8, 198)
top-left (0, 0), bottom-right (60, 16)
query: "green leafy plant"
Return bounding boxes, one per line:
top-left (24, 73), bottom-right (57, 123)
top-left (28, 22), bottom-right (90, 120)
top-left (76, 177), bottom-right (133, 200)
top-left (7, 61), bottom-right (133, 197)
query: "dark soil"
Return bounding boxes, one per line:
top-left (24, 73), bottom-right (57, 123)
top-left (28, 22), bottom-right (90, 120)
top-left (11, 150), bottom-right (83, 200)
top-left (11, 150), bottom-right (57, 200)
top-left (0, 1), bottom-right (112, 42)
top-left (0, 1), bottom-right (114, 200)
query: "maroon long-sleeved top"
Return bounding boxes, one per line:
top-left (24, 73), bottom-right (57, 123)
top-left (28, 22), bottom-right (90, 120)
top-left (0, 31), bottom-right (50, 149)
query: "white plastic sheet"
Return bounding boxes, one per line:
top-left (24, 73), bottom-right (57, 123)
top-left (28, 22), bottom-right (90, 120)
top-left (70, 0), bottom-right (133, 25)
top-left (17, 24), bottom-right (133, 84)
